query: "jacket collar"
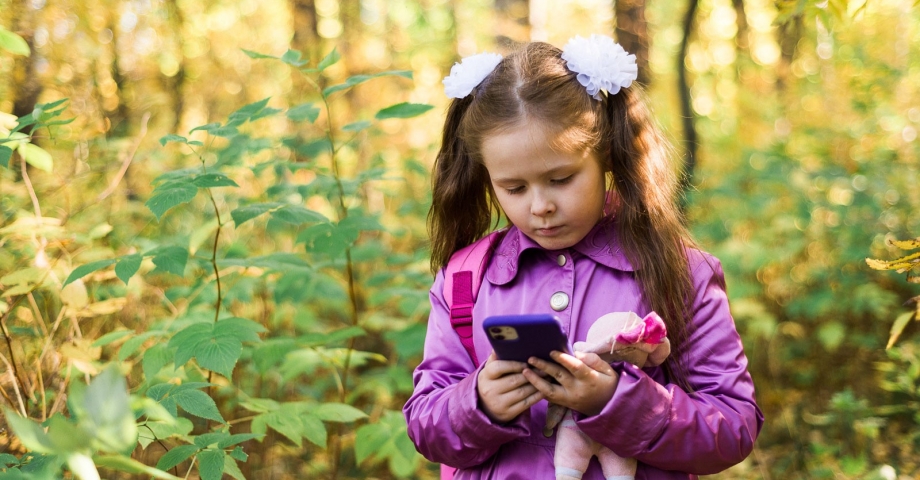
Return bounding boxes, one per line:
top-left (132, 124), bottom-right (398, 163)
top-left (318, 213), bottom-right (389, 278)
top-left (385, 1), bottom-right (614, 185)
top-left (485, 218), bottom-right (636, 286)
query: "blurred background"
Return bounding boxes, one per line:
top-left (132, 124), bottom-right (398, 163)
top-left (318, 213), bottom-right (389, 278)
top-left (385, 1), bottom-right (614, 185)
top-left (1, 0), bottom-right (919, 478)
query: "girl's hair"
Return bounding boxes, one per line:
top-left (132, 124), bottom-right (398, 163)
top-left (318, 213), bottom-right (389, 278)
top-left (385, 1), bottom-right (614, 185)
top-left (428, 41), bottom-right (696, 388)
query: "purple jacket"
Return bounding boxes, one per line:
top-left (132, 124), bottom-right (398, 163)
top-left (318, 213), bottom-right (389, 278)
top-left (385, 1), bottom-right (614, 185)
top-left (404, 223), bottom-right (763, 479)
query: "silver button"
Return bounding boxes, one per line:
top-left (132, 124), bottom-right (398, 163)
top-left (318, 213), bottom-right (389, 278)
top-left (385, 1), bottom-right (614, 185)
top-left (550, 292), bottom-right (569, 311)
top-left (556, 254), bottom-right (566, 266)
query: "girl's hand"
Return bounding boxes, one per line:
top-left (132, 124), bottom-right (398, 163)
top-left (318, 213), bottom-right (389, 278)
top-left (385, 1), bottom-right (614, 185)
top-left (477, 352), bottom-right (545, 423)
top-left (522, 351), bottom-right (618, 416)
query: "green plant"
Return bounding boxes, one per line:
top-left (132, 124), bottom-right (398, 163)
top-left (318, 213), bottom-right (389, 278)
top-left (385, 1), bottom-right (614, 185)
top-left (1, 46), bottom-right (435, 479)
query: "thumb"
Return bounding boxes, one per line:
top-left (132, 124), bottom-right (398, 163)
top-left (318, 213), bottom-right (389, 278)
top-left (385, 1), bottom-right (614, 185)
top-left (577, 351), bottom-right (615, 376)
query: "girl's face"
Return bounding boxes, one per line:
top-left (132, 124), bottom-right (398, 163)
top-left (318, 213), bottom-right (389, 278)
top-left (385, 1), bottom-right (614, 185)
top-left (481, 123), bottom-right (606, 251)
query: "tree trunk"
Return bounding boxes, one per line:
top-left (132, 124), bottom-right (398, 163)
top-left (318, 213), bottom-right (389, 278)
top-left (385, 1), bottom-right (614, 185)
top-left (614, 0), bottom-right (650, 86)
top-left (677, 0), bottom-right (699, 202)
top-left (290, 0), bottom-right (319, 63)
top-left (775, 15), bottom-right (802, 91)
top-left (165, 0), bottom-right (187, 132)
top-left (494, 0), bottom-right (530, 49)
top-left (733, 0), bottom-right (749, 52)
top-left (9, 0), bottom-right (41, 134)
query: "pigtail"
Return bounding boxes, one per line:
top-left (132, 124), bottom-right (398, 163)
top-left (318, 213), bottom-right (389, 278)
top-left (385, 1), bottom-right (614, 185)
top-left (428, 96), bottom-right (495, 273)
top-left (602, 87), bottom-right (697, 392)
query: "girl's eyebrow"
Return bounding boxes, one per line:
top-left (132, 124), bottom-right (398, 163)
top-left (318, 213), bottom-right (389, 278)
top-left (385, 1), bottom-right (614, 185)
top-left (490, 165), bottom-right (575, 184)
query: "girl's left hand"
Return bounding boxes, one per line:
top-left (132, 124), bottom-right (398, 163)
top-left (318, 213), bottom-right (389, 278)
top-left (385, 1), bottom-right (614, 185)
top-left (522, 351), bottom-right (619, 416)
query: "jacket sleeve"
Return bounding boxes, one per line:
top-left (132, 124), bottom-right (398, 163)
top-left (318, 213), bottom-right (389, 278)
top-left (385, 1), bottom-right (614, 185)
top-left (573, 254), bottom-right (764, 474)
top-left (402, 270), bottom-right (531, 469)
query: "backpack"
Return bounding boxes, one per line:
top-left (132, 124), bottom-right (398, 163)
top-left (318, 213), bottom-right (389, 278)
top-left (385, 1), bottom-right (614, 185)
top-left (438, 229), bottom-right (506, 480)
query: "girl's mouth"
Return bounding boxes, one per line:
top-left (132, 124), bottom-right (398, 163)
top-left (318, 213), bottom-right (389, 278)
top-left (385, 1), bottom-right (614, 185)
top-left (537, 226), bottom-right (562, 236)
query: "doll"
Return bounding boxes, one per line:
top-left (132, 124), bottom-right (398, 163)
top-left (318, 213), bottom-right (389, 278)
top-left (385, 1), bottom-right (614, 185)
top-left (546, 312), bottom-right (670, 480)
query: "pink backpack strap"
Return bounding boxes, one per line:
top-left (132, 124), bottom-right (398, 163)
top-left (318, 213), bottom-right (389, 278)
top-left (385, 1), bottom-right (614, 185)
top-left (443, 230), bottom-right (506, 368)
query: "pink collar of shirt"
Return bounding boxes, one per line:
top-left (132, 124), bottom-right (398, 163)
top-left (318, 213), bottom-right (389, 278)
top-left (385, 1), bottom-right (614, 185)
top-left (486, 218), bottom-right (636, 286)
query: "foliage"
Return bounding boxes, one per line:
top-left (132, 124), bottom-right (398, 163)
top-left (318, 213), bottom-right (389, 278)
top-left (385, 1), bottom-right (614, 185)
top-left (1, 45), bottom-right (434, 479)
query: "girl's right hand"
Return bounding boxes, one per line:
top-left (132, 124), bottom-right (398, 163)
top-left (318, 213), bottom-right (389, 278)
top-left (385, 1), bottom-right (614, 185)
top-left (477, 351), bottom-right (545, 423)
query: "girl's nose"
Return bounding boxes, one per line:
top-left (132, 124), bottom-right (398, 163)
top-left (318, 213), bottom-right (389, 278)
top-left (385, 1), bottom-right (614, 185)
top-left (531, 192), bottom-right (556, 216)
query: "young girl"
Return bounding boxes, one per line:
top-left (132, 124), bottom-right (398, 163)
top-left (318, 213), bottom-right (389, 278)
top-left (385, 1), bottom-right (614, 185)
top-left (403, 35), bottom-right (763, 479)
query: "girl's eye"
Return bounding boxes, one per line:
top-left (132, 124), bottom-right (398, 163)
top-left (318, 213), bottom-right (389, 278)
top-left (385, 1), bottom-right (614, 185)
top-left (505, 186), bottom-right (524, 195)
top-left (551, 175), bottom-right (573, 185)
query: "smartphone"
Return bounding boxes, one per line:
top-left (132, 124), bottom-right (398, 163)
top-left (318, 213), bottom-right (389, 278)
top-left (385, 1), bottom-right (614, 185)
top-left (483, 314), bottom-right (570, 363)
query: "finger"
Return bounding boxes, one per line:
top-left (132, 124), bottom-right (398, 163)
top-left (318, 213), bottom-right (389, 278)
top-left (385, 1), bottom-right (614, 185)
top-left (482, 359), bottom-right (529, 379)
top-left (508, 385), bottom-right (544, 413)
top-left (575, 351), bottom-right (615, 376)
top-left (522, 367), bottom-right (563, 399)
top-left (492, 372), bottom-right (533, 394)
top-left (548, 351), bottom-right (591, 378)
top-left (527, 355), bottom-right (570, 384)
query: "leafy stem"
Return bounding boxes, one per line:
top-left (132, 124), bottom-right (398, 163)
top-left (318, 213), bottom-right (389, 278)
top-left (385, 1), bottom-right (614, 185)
top-left (309, 71), bottom-right (362, 480)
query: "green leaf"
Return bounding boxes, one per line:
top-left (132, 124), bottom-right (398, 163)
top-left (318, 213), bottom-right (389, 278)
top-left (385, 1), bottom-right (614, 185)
top-left (195, 330), bottom-right (242, 377)
top-left (227, 97), bottom-right (271, 126)
top-left (159, 134), bottom-right (188, 146)
top-left (190, 122), bottom-right (222, 134)
top-left (375, 102), bottom-right (434, 120)
top-left (171, 389), bottom-right (225, 423)
top-left (92, 329), bottom-right (132, 348)
top-left (0, 453), bottom-right (20, 467)
top-left (223, 455), bottom-right (246, 480)
top-left (147, 246), bottom-right (189, 276)
top-left (299, 326), bottom-right (366, 347)
top-left (270, 205), bottom-right (328, 225)
top-left (214, 317), bottom-right (267, 343)
top-left (114, 254), bottom-right (142, 285)
top-left (251, 407), bottom-right (325, 448)
top-left (317, 48), bottom-right (340, 71)
top-left (229, 446), bottom-right (247, 462)
top-left (18, 143), bottom-right (53, 172)
top-left (169, 322), bottom-right (212, 367)
top-left (241, 49), bottom-right (276, 60)
top-left (140, 418), bottom-right (193, 450)
top-left (84, 366), bottom-right (137, 452)
top-left (0, 145), bottom-right (13, 167)
top-left (45, 415), bottom-right (84, 452)
top-left (146, 181), bottom-right (198, 221)
top-left (280, 49), bottom-right (306, 67)
top-left (96, 454), bottom-right (182, 479)
top-left (156, 444), bottom-right (199, 471)
top-left (194, 432), bottom-right (229, 449)
top-left (192, 173), bottom-right (239, 188)
top-left (218, 253), bottom-right (312, 272)
top-left (119, 331), bottom-right (162, 361)
top-left (887, 311), bottom-right (915, 349)
top-left (231, 202), bottom-right (282, 226)
top-left (3, 407), bottom-right (55, 454)
top-left (355, 424), bottom-right (389, 464)
top-left (197, 450), bottom-right (226, 480)
top-left (63, 258), bottom-right (117, 287)
top-left (314, 403), bottom-right (368, 423)
top-left (342, 120), bottom-right (372, 132)
top-left (0, 28), bottom-right (30, 56)
top-left (217, 433), bottom-right (262, 449)
top-left (286, 103), bottom-right (321, 123)
top-left (169, 319), bottom-right (254, 377)
top-left (142, 343), bottom-right (174, 379)
top-left (299, 413), bottom-right (327, 448)
top-left (322, 70), bottom-right (413, 97)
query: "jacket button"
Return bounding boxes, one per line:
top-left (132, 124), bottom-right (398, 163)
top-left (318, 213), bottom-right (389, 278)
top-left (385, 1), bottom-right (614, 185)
top-left (550, 292), bottom-right (569, 311)
top-left (556, 254), bottom-right (566, 266)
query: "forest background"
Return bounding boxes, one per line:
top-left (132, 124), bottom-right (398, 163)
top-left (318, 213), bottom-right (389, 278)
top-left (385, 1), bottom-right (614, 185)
top-left (1, 0), bottom-right (919, 478)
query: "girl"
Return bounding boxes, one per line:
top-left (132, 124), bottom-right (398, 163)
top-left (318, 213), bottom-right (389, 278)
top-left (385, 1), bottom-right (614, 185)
top-left (403, 35), bottom-right (763, 479)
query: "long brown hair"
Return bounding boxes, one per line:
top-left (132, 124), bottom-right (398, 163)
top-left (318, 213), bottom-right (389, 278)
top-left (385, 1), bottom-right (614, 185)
top-left (429, 42), bottom-right (697, 387)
